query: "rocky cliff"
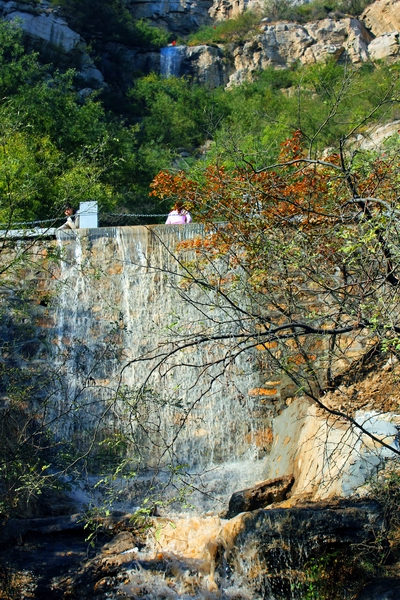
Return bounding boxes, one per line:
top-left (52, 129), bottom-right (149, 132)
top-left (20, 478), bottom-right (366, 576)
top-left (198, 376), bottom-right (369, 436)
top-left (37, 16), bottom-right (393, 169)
top-left (1, 0), bottom-right (399, 90)
top-left (3, 224), bottom-right (399, 599)
top-left (13, 225), bottom-right (399, 514)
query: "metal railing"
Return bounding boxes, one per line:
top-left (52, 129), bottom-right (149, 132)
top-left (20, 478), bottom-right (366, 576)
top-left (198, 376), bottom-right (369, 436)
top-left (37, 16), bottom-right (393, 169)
top-left (0, 211), bottom-right (170, 233)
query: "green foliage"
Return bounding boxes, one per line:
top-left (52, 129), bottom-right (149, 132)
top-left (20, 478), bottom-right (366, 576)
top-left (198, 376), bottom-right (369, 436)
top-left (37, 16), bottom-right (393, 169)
top-left (128, 73), bottom-right (221, 148)
top-left (200, 61), bottom-right (400, 169)
top-left (52, 0), bottom-right (169, 48)
top-left (0, 21), bottom-right (121, 222)
top-left (264, 0), bottom-right (373, 22)
top-left (0, 20), bottom-right (43, 96)
top-left (0, 308), bottom-right (59, 519)
top-left (134, 19), bottom-right (170, 49)
top-left (0, 13), bottom-right (398, 222)
top-left (187, 11), bottom-right (260, 45)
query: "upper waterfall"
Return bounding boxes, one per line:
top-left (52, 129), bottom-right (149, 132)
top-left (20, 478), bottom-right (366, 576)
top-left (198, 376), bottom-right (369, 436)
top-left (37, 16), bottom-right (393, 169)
top-left (160, 45), bottom-right (186, 78)
top-left (52, 224), bottom-right (272, 512)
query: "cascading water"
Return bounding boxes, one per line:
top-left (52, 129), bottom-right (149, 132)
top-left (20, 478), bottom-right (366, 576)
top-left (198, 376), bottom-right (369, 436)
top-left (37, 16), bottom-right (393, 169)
top-left (5, 225), bottom-right (391, 599)
top-left (52, 225), bottom-right (272, 513)
top-left (160, 45), bottom-right (186, 78)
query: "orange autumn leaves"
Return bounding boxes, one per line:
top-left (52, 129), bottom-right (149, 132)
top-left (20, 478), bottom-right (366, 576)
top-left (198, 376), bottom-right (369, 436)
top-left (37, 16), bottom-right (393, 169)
top-left (149, 131), bottom-right (341, 229)
top-left (149, 129), bottom-right (399, 304)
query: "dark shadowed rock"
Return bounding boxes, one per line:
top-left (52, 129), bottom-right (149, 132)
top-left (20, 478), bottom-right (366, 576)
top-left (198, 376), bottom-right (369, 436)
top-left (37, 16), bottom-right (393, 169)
top-left (226, 474), bottom-right (294, 518)
top-left (101, 531), bottom-right (137, 555)
top-left (221, 499), bottom-right (386, 599)
top-left (356, 578), bottom-right (400, 599)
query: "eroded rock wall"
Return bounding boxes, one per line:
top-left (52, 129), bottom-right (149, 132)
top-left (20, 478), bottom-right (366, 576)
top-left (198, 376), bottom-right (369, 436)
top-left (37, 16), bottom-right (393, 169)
top-left (15, 225), bottom-right (399, 513)
top-left (1, 1), bottom-right (399, 90)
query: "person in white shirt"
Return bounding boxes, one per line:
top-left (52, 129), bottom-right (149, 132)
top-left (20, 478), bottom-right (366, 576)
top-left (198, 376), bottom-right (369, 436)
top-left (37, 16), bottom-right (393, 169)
top-left (58, 205), bottom-right (79, 230)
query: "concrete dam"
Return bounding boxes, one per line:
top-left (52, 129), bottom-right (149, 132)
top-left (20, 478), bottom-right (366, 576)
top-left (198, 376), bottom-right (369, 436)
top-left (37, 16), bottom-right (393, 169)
top-left (50, 224), bottom-right (286, 512)
top-left (3, 223), bottom-right (400, 598)
top-left (9, 223), bottom-right (398, 515)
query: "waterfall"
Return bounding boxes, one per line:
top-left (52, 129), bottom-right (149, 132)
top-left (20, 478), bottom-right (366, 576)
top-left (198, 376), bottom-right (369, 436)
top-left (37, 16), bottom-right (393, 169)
top-left (5, 226), bottom-right (392, 600)
top-left (51, 225), bottom-right (270, 513)
top-left (44, 224), bottom-right (395, 515)
top-left (160, 45), bottom-right (185, 78)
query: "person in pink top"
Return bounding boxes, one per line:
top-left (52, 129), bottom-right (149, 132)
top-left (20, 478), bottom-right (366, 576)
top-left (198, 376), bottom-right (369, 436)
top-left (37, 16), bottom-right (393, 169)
top-left (165, 201), bottom-right (192, 224)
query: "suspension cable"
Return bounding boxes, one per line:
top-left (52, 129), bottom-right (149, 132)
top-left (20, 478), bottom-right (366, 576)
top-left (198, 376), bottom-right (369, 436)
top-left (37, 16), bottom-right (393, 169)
top-left (0, 212), bottom-right (169, 229)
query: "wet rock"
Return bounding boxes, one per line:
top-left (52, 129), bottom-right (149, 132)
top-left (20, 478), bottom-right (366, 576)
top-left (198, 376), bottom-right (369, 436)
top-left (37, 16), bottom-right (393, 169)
top-left (0, 514), bottom-right (84, 545)
top-left (101, 531), bottom-right (137, 555)
top-left (222, 499), bottom-right (385, 599)
top-left (226, 474), bottom-right (294, 518)
top-left (356, 577), bottom-right (400, 599)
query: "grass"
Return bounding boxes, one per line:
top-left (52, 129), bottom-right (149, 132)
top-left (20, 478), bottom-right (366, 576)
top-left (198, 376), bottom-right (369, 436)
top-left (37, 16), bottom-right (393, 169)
top-left (187, 11), bottom-right (260, 46)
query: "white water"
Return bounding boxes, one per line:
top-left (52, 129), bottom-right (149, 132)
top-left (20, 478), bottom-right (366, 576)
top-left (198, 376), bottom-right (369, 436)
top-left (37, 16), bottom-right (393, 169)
top-left (52, 225), bottom-right (271, 513)
top-left (160, 46), bottom-right (186, 78)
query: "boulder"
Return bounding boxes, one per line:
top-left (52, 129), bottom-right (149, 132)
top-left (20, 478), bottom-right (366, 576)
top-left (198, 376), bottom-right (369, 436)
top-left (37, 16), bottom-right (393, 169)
top-left (5, 10), bottom-right (81, 53)
top-left (368, 30), bottom-right (400, 62)
top-left (221, 500), bottom-right (385, 598)
top-left (184, 44), bottom-right (230, 87)
top-left (101, 531), bottom-right (137, 555)
top-left (362, 0), bottom-right (400, 37)
top-left (226, 474), bottom-right (294, 518)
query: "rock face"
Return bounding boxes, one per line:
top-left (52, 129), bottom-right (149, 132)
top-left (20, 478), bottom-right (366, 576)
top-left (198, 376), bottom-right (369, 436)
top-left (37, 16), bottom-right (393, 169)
top-left (135, 7), bottom-right (399, 87)
top-left (361, 0), bottom-right (400, 36)
top-left (127, 0), bottom-right (214, 34)
top-left (0, 0), bottom-right (104, 86)
top-left (160, 43), bottom-right (230, 86)
top-left (226, 474), bottom-right (295, 518)
top-left (130, 0), bottom-right (400, 86)
top-left (1, 1), bottom-right (400, 89)
top-left (4, 9), bottom-right (80, 53)
top-left (228, 17), bottom-right (372, 86)
top-left (152, 11), bottom-right (398, 88)
top-left (209, 0), bottom-right (263, 21)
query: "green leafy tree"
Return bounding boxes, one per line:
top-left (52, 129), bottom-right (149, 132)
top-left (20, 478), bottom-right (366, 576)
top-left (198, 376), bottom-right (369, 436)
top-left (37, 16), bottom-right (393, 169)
top-left (149, 65), bottom-right (400, 457)
top-left (128, 74), bottom-right (219, 149)
top-left (53, 0), bottom-right (169, 48)
top-left (0, 21), bottom-right (120, 223)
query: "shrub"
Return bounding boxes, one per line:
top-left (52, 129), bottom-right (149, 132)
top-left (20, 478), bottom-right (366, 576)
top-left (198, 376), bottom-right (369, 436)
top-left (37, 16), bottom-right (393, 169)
top-left (187, 11), bottom-right (260, 46)
top-left (263, 0), bottom-right (373, 22)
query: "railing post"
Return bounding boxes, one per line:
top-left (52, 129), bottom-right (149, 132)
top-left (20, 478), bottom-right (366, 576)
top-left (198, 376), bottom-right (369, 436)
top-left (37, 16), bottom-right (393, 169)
top-left (79, 201), bottom-right (98, 228)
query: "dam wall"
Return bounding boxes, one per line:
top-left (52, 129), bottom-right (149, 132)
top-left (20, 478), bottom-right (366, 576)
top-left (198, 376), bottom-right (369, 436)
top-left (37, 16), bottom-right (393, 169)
top-left (5, 224), bottom-right (397, 514)
top-left (49, 224), bottom-right (288, 511)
